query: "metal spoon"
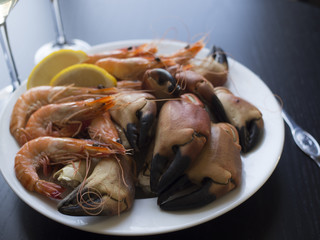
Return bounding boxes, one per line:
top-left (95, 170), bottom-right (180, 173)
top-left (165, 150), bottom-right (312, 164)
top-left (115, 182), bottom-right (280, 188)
top-left (282, 109), bottom-right (320, 167)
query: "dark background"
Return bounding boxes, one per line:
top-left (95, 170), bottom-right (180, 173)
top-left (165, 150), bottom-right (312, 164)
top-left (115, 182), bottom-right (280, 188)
top-left (1, 0), bottom-right (320, 239)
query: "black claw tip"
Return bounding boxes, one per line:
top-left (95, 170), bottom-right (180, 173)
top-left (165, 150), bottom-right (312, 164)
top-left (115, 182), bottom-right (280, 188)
top-left (126, 123), bottom-right (139, 150)
top-left (210, 94), bottom-right (229, 123)
top-left (57, 187), bottom-right (102, 216)
top-left (159, 178), bottom-right (216, 211)
top-left (148, 68), bottom-right (180, 96)
top-left (157, 149), bottom-right (191, 194)
top-left (150, 153), bottom-right (169, 193)
top-left (239, 121), bottom-right (261, 153)
top-left (139, 113), bottom-right (154, 149)
top-left (211, 46), bottom-right (228, 66)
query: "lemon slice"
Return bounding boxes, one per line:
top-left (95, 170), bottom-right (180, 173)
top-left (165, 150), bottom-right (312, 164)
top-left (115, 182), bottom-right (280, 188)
top-left (50, 63), bottom-right (117, 88)
top-left (27, 49), bottom-right (88, 89)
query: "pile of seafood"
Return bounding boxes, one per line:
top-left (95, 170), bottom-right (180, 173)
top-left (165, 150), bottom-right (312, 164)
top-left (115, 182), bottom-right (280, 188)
top-left (10, 39), bottom-right (264, 216)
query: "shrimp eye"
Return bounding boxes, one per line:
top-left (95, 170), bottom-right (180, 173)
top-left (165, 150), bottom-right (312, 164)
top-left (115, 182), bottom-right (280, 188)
top-left (127, 46), bottom-right (133, 50)
top-left (154, 57), bottom-right (161, 62)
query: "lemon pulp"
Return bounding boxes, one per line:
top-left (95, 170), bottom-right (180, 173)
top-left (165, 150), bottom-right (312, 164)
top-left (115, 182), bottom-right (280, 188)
top-left (50, 63), bottom-right (117, 88)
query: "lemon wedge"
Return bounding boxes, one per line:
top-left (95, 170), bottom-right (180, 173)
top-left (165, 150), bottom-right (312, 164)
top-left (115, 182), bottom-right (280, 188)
top-left (27, 49), bottom-right (88, 89)
top-left (50, 63), bottom-right (117, 88)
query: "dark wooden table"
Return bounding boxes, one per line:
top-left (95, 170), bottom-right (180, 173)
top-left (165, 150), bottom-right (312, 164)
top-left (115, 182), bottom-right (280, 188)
top-left (1, 0), bottom-right (320, 239)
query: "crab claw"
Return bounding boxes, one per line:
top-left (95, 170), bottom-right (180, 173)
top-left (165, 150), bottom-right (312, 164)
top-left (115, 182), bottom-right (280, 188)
top-left (214, 87), bottom-right (264, 152)
top-left (109, 92), bottom-right (157, 151)
top-left (158, 123), bottom-right (242, 211)
top-left (142, 68), bottom-right (229, 123)
top-left (174, 70), bottom-right (229, 122)
top-left (58, 155), bottom-right (135, 216)
top-left (136, 139), bottom-right (157, 198)
top-left (150, 94), bottom-right (211, 194)
top-left (142, 68), bottom-right (180, 99)
top-left (211, 46), bottom-right (228, 67)
top-left (193, 45), bottom-right (229, 87)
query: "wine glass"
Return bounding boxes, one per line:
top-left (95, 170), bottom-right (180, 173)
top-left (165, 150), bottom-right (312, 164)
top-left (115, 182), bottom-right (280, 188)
top-left (0, 0), bottom-right (21, 92)
top-left (34, 0), bottom-right (90, 63)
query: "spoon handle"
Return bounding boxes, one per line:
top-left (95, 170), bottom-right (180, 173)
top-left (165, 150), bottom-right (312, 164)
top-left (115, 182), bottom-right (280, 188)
top-left (282, 109), bottom-right (320, 167)
top-left (281, 109), bottom-right (297, 130)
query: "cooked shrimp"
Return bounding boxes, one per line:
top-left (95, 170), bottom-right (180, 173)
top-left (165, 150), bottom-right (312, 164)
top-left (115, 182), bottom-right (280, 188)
top-left (95, 56), bottom-right (175, 80)
top-left (15, 136), bottom-right (120, 199)
top-left (23, 96), bottom-right (114, 143)
top-left (116, 80), bottom-right (142, 90)
top-left (88, 111), bottom-right (126, 155)
top-left (10, 86), bottom-right (118, 146)
top-left (53, 112), bottom-right (126, 189)
top-left (95, 40), bottom-right (204, 80)
top-left (85, 43), bottom-right (158, 64)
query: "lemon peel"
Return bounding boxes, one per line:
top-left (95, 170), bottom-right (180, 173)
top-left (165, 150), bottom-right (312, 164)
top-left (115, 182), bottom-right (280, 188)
top-left (50, 63), bottom-right (117, 88)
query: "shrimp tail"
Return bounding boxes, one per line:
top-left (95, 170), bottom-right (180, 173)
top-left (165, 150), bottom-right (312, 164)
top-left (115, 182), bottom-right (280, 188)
top-left (35, 180), bottom-right (65, 199)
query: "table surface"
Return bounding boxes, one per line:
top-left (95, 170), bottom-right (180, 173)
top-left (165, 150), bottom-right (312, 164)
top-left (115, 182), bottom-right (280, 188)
top-left (1, 0), bottom-right (320, 239)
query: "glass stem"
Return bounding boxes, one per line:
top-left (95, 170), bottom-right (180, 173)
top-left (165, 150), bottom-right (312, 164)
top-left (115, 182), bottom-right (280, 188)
top-left (0, 22), bottom-right (20, 91)
top-left (50, 0), bottom-right (67, 46)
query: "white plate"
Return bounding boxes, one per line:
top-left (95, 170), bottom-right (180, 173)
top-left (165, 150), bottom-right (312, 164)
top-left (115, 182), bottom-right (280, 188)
top-left (0, 39), bottom-right (284, 236)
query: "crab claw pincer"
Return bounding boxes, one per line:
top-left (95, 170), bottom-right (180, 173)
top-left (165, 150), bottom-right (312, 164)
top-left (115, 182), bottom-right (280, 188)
top-left (142, 68), bottom-right (180, 99)
top-left (109, 92), bottom-right (157, 151)
top-left (150, 93), bottom-right (211, 194)
top-left (158, 123), bottom-right (242, 211)
top-left (58, 155), bottom-right (135, 216)
top-left (193, 45), bottom-right (229, 87)
top-left (214, 87), bottom-right (264, 153)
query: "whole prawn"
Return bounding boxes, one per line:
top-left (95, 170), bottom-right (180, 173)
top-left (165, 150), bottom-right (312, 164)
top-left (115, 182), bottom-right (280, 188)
top-left (85, 43), bottom-right (158, 64)
top-left (15, 136), bottom-right (121, 199)
top-left (96, 56), bottom-right (175, 80)
top-left (95, 40), bottom-right (204, 80)
top-left (10, 86), bottom-right (118, 146)
top-left (23, 96), bottom-right (115, 143)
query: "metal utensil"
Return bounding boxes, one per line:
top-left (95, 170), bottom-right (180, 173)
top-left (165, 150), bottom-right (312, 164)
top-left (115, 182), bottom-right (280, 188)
top-left (282, 109), bottom-right (320, 167)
